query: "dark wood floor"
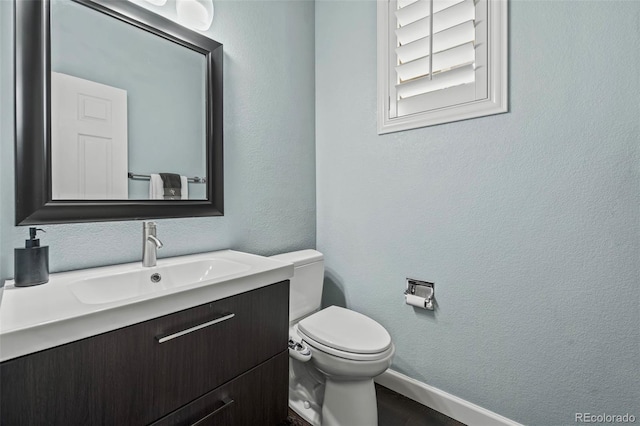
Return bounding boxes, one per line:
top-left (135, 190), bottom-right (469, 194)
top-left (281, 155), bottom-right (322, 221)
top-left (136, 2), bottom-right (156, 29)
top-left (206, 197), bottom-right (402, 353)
top-left (284, 384), bottom-right (465, 426)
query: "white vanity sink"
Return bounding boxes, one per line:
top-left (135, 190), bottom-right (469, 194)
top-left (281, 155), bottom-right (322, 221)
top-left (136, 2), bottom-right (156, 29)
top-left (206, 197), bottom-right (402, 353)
top-left (67, 258), bottom-right (251, 305)
top-left (0, 250), bottom-right (293, 362)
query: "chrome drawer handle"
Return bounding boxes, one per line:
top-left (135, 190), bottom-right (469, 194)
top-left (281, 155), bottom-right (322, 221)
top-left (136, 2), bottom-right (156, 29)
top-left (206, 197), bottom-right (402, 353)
top-left (190, 397), bottom-right (235, 426)
top-left (156, 313), bottom-right (235, 344)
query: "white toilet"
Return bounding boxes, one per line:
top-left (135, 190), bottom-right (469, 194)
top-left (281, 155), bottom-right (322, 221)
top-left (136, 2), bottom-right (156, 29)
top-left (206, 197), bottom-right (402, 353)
top-left (271, 250), bottom-right (395, 426)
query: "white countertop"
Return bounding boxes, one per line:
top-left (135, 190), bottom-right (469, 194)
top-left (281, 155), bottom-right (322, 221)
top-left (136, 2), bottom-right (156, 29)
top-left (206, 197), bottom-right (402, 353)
top-left (0, 250), bottom-right (293, 362)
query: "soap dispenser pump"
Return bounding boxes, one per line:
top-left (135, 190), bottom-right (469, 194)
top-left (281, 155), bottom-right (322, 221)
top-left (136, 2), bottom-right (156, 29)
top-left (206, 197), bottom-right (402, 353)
top-left (14, 227), bottom-right (49, 287)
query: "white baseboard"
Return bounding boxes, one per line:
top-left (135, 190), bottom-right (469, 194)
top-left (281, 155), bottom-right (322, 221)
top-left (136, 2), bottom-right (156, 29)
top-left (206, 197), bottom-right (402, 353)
top-left (375, 369), bottom-right (522, 426)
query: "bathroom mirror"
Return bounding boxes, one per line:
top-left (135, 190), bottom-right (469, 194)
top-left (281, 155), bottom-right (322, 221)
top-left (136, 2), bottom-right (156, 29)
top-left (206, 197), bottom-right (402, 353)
top-left (15, 0), bottom-right (223, 225)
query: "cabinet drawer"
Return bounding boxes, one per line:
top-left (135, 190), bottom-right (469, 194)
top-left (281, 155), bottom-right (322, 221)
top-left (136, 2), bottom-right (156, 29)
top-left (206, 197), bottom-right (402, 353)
top-left (151, 351), bottom-right (288, 426)
top-left (0, 281), bottom-right (289, 425)
top-left (148, 280), bottom-right (289, 418)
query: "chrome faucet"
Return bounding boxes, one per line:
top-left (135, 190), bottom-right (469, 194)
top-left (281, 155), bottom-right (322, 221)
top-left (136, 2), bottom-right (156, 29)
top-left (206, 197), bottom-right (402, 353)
top-left (142, 222), bottom-right (163, 267)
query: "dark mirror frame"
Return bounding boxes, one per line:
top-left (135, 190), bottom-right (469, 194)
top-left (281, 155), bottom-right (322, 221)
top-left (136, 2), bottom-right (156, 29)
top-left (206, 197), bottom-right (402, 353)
top-left (15, 0), bottom-right (223, 225)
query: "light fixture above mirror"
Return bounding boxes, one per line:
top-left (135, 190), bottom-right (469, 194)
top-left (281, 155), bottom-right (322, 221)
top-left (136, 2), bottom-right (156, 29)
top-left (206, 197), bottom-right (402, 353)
top-left (139, 0), bottom-right (214, 31)
top-left (143, 0), bottom-right (167, 5)
top-left (177, 0), bottom-right (214, 31)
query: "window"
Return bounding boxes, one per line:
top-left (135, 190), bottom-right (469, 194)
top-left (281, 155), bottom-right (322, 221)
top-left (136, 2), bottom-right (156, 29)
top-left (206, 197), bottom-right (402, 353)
top-left (377, 0), bottom-right (507, 134)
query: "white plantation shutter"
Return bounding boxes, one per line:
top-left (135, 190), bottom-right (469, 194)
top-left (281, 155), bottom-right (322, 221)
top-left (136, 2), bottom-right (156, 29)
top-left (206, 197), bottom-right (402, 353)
top-left (394, 0), bottom-right (478, 115)
top-left (377, 0), bottom-right (507, 134)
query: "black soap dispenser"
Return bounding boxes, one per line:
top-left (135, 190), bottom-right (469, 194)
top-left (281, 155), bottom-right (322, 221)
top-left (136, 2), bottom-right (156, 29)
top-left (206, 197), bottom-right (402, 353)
top-left (14, 227), bottom-right (49, 287)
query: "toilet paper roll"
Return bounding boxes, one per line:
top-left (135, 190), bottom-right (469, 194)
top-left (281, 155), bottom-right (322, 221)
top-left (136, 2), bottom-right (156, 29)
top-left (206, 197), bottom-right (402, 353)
top-left (405, 293), bottom-right (427, 309)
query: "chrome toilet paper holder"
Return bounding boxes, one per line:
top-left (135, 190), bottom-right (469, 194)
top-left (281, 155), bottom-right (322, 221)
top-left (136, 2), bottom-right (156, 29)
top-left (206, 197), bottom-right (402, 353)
top-left (405, 278), bottom-right (434, 310)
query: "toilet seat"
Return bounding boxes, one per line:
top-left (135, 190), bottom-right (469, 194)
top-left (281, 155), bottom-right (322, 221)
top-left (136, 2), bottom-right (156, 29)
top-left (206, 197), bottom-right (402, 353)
top-left (297, 306), bottom-right (392, 362)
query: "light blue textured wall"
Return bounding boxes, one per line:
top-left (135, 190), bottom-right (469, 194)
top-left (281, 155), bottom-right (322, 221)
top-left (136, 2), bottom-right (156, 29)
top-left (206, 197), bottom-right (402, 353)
top-left (316, 1), bottom-right (639, 425)
top-left (0, 0), bottom-right (315, 277)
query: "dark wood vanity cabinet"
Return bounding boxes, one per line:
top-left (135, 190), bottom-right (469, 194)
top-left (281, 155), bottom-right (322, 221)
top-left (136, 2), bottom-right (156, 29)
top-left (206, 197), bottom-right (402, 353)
top-left (0, 281), bottom-right (290, 425)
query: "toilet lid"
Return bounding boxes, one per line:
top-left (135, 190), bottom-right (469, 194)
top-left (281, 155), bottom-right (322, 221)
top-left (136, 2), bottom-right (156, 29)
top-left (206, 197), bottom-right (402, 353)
top-left (298, 306), bottom-right (392, 354)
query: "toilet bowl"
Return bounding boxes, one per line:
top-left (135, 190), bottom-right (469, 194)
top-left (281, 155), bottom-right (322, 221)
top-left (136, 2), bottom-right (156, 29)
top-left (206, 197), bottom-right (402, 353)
top-left (271, 250), bottom-right (394, 426)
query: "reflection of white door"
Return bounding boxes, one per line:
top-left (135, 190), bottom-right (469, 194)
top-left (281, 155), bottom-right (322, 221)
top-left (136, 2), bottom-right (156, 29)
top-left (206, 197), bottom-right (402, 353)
top-left (51, 72), bottom-right (128, 199)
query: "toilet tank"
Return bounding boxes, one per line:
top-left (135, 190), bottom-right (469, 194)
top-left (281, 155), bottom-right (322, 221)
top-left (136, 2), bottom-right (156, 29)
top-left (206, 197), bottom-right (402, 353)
top-left (270, 250), bottom-right (324, 323)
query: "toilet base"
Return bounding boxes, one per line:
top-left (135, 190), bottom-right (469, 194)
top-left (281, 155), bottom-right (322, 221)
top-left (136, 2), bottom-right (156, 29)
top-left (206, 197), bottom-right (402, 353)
top-left (289, 356), bottom-right (324, 425)
top-left (321, 377), bottom-right (378, 426)
top-left (290, 398), bottom-right (322, 425)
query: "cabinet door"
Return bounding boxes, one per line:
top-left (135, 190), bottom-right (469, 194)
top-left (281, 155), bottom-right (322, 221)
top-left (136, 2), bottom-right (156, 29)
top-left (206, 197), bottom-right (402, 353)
top-left (0, 313), bottom-right (154, 425)
top-left (151, 351), bottom-right (288, 426)
top-left (0, 281), bottom-right (289, 425)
